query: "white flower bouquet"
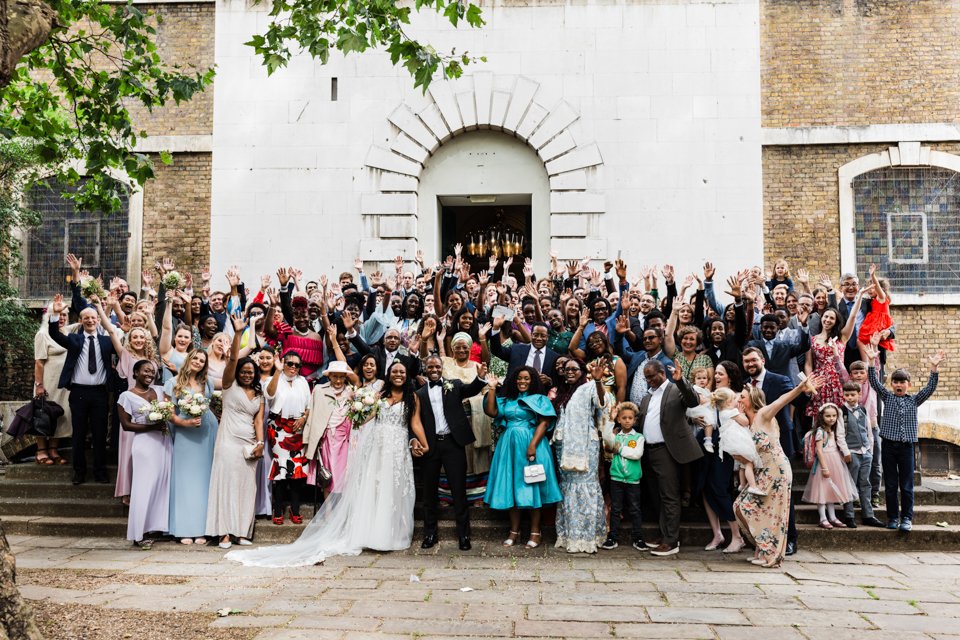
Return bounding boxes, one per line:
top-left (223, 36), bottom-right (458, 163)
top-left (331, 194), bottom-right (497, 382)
top-left (178, 392), bottom-right (210, 417)
top-left (162, 270), bottom-right (185, 290)
top-left (346, 386), bottom-right (379, 429)
top-left (79, 275), bottom-right (106, 299)
top-left (138, 398), bottom-right (175, 435)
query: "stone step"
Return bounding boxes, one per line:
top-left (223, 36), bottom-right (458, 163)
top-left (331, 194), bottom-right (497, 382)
top-left (793, 504), bottom-right (960, 525)
top-left (0, 480), bottom-right (115, 500)
top-left (3, 514), bottom-right (959, 550)
top-left (0, 497), bottom-right (128, 518)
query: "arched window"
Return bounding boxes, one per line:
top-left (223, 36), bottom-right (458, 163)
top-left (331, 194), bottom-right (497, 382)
top-left (23, 180), bottom-right (131, 300)
top-left (839, 143), bottom-right (960, 303)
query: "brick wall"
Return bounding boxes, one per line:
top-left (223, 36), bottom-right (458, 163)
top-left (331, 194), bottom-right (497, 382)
top-left (761, 0), bottom-right (960, 128)
top-left (126, 2), bottom-right (215, 136)
top-left (141, 152), bottom-right (212, 278)
top-left (762, 142), bottom-right (960, 396)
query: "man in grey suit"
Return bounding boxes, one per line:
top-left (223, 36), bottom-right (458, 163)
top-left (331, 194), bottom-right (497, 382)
top-left (636, 360), bottom-right (702, 556)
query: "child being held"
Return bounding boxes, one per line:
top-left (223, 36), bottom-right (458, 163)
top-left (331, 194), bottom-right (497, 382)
top-left (857, 264), bottom-right (896, 354)
top-left (712, 387), bottom-right (765, 496)
top-left (686, 367), bottom-right (718, 452)
top-left (802, 403), bottom-right (858, 528)
top-left (600, 402), bottom-right (646, 551)
top-left (765, 259), bottom-right (794, 292)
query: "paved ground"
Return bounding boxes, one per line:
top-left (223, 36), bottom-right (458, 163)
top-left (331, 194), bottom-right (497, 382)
top-left (11, 534), bottom-right (960, 640)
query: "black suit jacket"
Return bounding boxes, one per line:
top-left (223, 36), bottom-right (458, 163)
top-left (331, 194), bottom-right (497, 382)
top-left (48, 318), bottom-right (116, 390)
top-left (757, 371), bottom-right (797, 458)
top-left (349, 334), bottom-right (421, 382)
top-left (635, 376), bottom-right (703, 464)
top-left (746, 331), bottom-right (809, 378)
top-left (414, 377), bottom-right (486, 449)
top-left (489, 332), bottom-right (559, 385)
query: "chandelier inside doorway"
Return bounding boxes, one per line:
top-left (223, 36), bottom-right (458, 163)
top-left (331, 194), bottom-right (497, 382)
top-left (464, 209), bottom-right (525, 258)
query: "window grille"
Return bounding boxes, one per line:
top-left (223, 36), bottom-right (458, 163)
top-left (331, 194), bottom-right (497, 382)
top-left (23, 181), bottom-right (130, 300)
top-left (852, 166), bottom-right (959, 295)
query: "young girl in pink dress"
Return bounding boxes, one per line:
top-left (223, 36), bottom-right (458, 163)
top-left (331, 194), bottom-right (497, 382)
top-left (802, 403), bottom-right (857, 529)
top-left (858, 264), bottom-right (896, 353)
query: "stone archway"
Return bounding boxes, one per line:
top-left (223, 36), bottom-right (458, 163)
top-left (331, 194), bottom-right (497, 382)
top-left (359, 72), bottom-right (605, 266)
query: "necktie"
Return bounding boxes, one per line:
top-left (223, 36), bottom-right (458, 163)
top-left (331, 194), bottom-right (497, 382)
top-left (532, 349), bottom-right (543, 372)
top-left (751, 378), bottom-right (759, 387)
top-left (87, 336), bottom-right (97, 374)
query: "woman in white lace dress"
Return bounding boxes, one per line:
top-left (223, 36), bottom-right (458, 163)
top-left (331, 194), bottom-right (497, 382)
top-left (227, 360), bottom-right (429, 567)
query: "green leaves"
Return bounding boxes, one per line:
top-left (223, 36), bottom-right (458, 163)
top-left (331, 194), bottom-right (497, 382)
top-left (0, 0), bottom-right (214, 213)
top-left (251, 0), bottom-right (485, 92)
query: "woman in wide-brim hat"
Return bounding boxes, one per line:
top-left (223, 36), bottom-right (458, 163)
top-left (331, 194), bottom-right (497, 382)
top-left (303, 358), bottom-right (360, 499)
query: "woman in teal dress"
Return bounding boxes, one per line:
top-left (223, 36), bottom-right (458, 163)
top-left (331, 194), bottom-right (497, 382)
top-left (163, 348), bottom-right (219, 544)
top-left (484, 366), bottom-right (562, 549)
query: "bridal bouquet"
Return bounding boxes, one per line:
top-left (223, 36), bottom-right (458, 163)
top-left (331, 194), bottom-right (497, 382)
top-left (178, 392), bottom-right (210, 417)
top-left (346, 386), bottom-right (379, 429)
top-left (162, 270), bottom-right (185, 290)
top-left (209, 390), bottom-right (223, 420)
top-left (79, 275), bottom-right (106, 299)
top-left (138, 399), bottom-right (175, 436)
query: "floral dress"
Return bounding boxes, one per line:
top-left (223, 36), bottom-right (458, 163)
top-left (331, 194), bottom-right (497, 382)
top-left (734, 426), bottom-right (792, 567)
top-left (805, 339), bottom-right (845, 418)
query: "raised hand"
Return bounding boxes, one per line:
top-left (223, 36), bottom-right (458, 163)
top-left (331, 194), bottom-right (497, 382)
top-left (230, 311), bottom-right (245, 333)
top-left (394, 255), bottom-right (404, 273)
top-left (141, 270), bottom-right (154, 288)
top-left (565, 259), bottom-right (578, 277)
top-left (579, 308), bottom-right (591, 328)
top-left (318, 274), bottom-right (329, 290)
top-left (354, 257), bottom-right (364, 272)
top-left (341, 310), bottom-right (357, 331)
top-left (477, 269), bottom-right (489, 286)
top-left (201, 266), bottom-right (211, 283)
top-left (817, 274), bottom-right (833, 290)
top-left (802, 373), bottom-right (825, 395)
top-left (108, 277), bottom-right (124, 294)
top-left (478, 322), bottom-right (491, 338)
top-left (51, 293), bottom-right (66, 314)
top-left (65, 253), bottom-right (82, 273)
top-left (260, 274), bottom-right (271, 291)
top-left (369, 271), bottom-right (383, 288)
top-left (492, 314), bottom-right (505, 330)
top-left (615, 315), bottom-right (629, 334)
top-left (326, 324), bottom-right (338, 342)
top-left (267, 287), bottom-right (280, 306)
top-left (724, 275), bottom-right (742, 299)
top-left (453, 243), bottom-right (462, 258)
top-left (703, 261), bottom-right (715, 281)
top-left (289, 267), bottom-right (303, 285)
top-left (615, 258), bottom-right (628, 281)
top-left (486, 373), bottom-right (501, 389)
top-left (603, 260), bottom-right (614, 274)
top-left (587, 359), bottom-right (607, 382)
top-left (522, 257), bottom-right (534, 278)
top-left (589, 268), bottom-right (602, 287)
top-left (503, 256), bottom-right (514, 273)
top-left (796, 268), bottom-right (809, 284)
top-left (226, 266), bottom-right (241, 287)
top-left (869, 263), bottom-right (877, 278)
top-left (929, 350), bottom-right (946, 370)
top-left (184, 272), bottom-right (194, 292)
top-left (476, 362), bottom-right (488, 380)
top-left (489, 254), bottom-right (499, 272)
top-left (681, 275), bottom-right (695, 291)
top-left (162, 257), bottom-right (175, 273)
top-left (671, 360), bottom-right (683, 382)
top-left (662, 264), bottom-right (675, 284)
top-left (416, 248), bottom-right (426, 265)
top-left (276, 267), bottom-right (290, 287)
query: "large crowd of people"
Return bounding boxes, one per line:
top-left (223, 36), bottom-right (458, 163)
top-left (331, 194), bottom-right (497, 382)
top-left (29, 249), bottom-right (946, 569)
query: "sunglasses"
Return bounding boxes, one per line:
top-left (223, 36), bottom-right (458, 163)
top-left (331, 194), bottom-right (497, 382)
top-left (642, 336), bottom-right (658, 341)
top-left (284, 361), bottom-right (302, 369)
top-left (564, 367), bottom-right (582, 373)
top-left (249, 311), bottom-right (264, 317)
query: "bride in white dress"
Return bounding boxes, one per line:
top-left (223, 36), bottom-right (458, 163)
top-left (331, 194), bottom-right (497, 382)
top-left (227, 361), bottom-right (429, 567)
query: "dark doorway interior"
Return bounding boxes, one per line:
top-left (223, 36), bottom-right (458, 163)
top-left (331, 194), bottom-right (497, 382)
top-left (439, 196), bottom-right (532, 281)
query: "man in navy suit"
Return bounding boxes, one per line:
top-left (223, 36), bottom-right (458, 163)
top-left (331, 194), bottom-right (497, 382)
top-left (489, 318), bottom-right (559, 389)
top-left (742, 346), bottom-right (799, 555)
top-left (412, 355), bottom-right (487, 551)
top-left (48, 296), bottom-right (117, 485)
top-left (746, 313), bottom-right (810, 378)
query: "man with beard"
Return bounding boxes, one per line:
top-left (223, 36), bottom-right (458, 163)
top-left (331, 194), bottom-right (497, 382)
top-left (746, 313), bottom-right (810, 378)
top-left (349, 327), bottom-right (420, 383)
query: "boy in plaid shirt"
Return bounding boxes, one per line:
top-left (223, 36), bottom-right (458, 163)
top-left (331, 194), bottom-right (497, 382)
top-left (864, 337), bottom-right (945, 532)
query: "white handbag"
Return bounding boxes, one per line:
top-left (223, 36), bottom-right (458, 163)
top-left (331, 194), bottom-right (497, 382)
top-left (523, 463), bottom-right (546, 484)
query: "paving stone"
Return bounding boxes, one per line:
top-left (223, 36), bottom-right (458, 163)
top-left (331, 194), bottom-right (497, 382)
top-left (347, 600), bottom-right (464, 619)
top-left (255, 598), bottom-right (350, 615)
top-left (801, 632), bottom-right (930, 640)
top-left (800, 595), bottom-right (920, 614)
top-left (527, 604), bottom-right (641, 622)
top-left (210, 615), bottom-right (293, 628)
top-left (102, 595), bottom-right (210, 612)
top-left (868, 588), bottom-right (960, 603)
top-left (381, 618), bottom-right (513, 636)
top-left (288, 614), bottom-right (382, 631)
top-left (787, 571), bottom-right (907, 589)
top-left (655, 581), bottom-right (762, 595)
top-left (715, 627), bottom-right (806, 640)
top-left (864, 613), bottom-right (960, 633)
top-left (432, 588), bottom-right (542, 605)
top-left (915, 602), bottom-right (960, 617)
top-left (593, 570), bottom-right (681, 583)
top-left (462, 603), bottom-right (527, 620)
top-left (909, 552), bottom-right (960, 565)
top-left (761, 583), bottom-right (875, 599)
top-left (570, 581), bottom-right (661, 593)
top-left (680, 570), bottom-right (794, 584)
top-left (537, 569), bottom-right (594, 582)
top-left (254, 630), bottom-right (343, 640)
top-left (539, 590), bottom-right (664, 606)
top-left (515, 619), bottom-right (611, 637)
top-left (129, 563), bottom-right (230, 576)
top-left (19, 585), bottom-right (88, 602)
top-left (851, 552), bottom-right (923, 565)
top-left (744, 609), bottom-right (872, 628)
top-left (647, 607), bottom-right (749, 625)
top-left (420, 568), bottom-right (540, 582)
top-left (613, 623), bottom-right (715, 638)
top-left (663, 592), bottom-right (805, 609)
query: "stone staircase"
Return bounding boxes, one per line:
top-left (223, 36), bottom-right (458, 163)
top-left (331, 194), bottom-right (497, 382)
top-left (2, 459), bottom-right (959, 549)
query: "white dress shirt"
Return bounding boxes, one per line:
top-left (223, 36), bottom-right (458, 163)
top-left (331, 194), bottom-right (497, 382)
top-left (384, 349), bottom-right (398, 371)
top-left (73, 328), bottom-right (107, 386)
top-left (642, 380), bottom-right (667, 444)
top-left (751, 369), bottom-right (767, 389)
top-left (428, 382), bottom-right (450, 435)
top-left (525, 346), bottom-right (545, 372)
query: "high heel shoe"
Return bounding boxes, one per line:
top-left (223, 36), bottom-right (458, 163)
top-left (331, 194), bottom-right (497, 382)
top-left (526, 532), bottom-right (542, 549)
top-left (704, 538), bottom-right (725, 551)
top-left (502, 530), bottom-right (520, 547)
top-left (722, 541), bottom-right (746, 554)
top-left (290, 514), bottom-right (303, 525)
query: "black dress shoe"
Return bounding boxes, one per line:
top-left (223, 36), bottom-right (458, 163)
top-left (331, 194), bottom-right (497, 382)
top-left (72, 471), bottom-right (86, 485)
top-left (459, 536), bottom-right (471, 551)
top-left (94, 473), bottom-right (110, 484)
top-left (862, 516), bottom-right (885, 528)
top-left (843, 517), bottom-right (858, 529)
top-left (420, 534), bottom-right (438, 549)
top-left (785, 541), bottom-right (797, 556)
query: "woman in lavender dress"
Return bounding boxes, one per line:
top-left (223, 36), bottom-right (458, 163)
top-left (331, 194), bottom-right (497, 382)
top-left (116, 360), bottom-right (172, 549)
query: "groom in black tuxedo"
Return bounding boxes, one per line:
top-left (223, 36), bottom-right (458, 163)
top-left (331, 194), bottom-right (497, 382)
top-left (412, 355), bottom-right (487, 551)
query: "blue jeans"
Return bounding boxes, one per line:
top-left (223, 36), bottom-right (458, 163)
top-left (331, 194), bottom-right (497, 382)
top-left (843, 452), bottom-right (875, 520)
top-left (870, 429), bottom-right (882, 497)
top-left (881, 439), bottom-right (914, 521)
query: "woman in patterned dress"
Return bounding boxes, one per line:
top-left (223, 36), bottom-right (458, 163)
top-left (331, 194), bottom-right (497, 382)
top-left (265, 349), bottom-right (311, 524)
top-left (805, 292), bottom-right (863, 419)
top-left (735, 373), bottom-right (823, 567)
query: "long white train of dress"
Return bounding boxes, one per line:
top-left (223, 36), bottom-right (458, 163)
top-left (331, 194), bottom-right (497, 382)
top-left (226, 402), bottom-right (415, 567)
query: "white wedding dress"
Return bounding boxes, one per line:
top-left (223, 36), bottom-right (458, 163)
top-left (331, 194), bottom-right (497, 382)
top-left (226, 401), bottom-right (415, 567)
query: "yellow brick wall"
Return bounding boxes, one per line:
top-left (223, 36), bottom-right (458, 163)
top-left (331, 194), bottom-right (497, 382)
top-left (761, 0), bottom-right (960, 128)
top-left (126, 3), bottom-right (215, 136)
top-left (762, 142), bottom-right (960, 396)
top-left (141, 152), bottom-right (212, 279)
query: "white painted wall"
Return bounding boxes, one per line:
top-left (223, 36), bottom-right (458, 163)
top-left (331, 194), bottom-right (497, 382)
top-left (211, 0), bottom-right (763, 281)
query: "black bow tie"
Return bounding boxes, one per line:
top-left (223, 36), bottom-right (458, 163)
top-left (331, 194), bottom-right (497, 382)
top-left (429, 380), bottom-right (443, 388)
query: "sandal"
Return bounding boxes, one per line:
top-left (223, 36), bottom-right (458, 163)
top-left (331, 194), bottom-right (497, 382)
top-left (829, 520), bottom-right (846, 528)
top-left (526, 532), bottom-right (542, 549)
top-left (136, 540), bottom-right (154, 550)
top-left (48, 451), bottom-right (68, 465)
top-left (272, 515), bottom-right (284, 525)
top-left (722, 541), bottom-right (745, 554)
top-left (819, 520), bottom-right (834, 530)
top-left (704, 538), bottom-right (725, 551)
top-left (502, 530), bottom-right (520, 547)
top-left (180, 538), bottom-right (194, 545)
top-left (35, 449), bottom-right (53, 465)
top-left (193, 537), bottom-right (207, 545)
top-left (290, 514), bottom-right (303, 525)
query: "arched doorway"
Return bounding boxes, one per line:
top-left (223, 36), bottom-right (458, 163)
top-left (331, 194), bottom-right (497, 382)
top-left (417, 131), bottom-right (550, 276)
